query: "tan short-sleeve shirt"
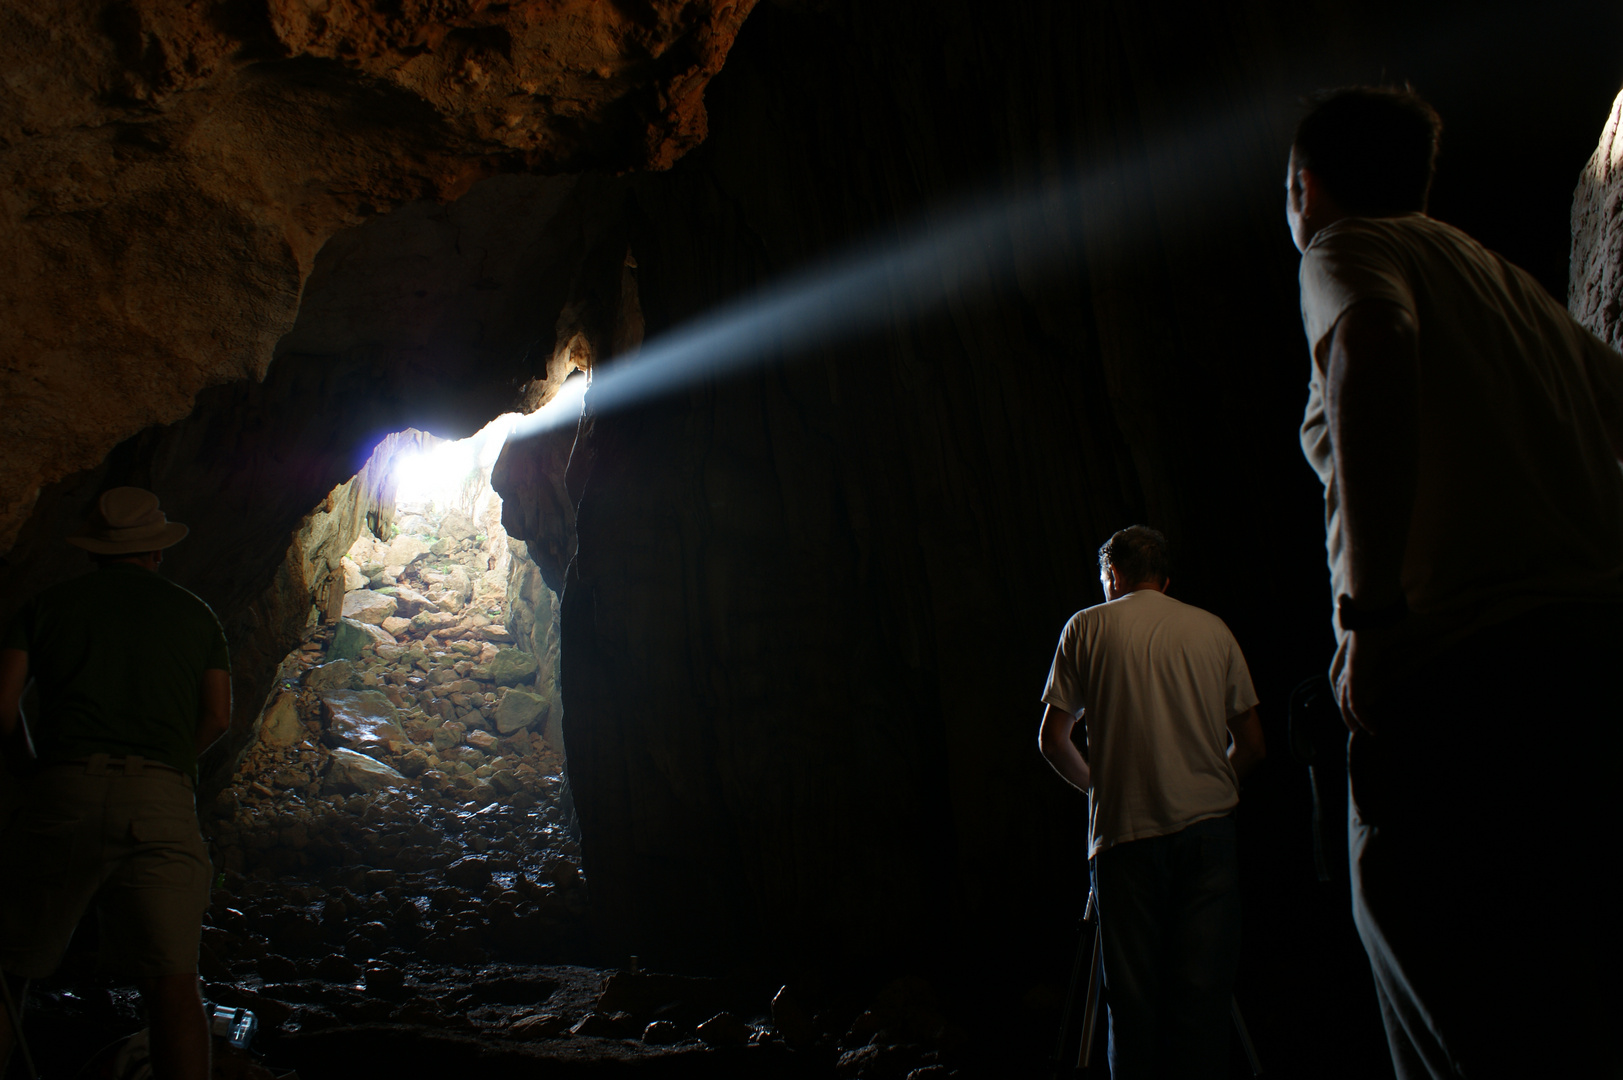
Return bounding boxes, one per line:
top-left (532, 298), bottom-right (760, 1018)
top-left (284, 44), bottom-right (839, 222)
top-left (1299, 215), bottom-right (1623, 683)
top-left (1043, 589), bottom-right (1257, 859)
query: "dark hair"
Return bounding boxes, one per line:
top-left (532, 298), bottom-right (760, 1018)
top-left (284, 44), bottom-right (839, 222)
top-left (1098, 526), bottom-right (1171, 586)
top-left (1293, 86), bottom-right (1442, 216)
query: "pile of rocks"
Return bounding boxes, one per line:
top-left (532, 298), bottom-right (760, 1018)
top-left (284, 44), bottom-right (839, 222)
top-left (201, 492), bottom-right (586, 965)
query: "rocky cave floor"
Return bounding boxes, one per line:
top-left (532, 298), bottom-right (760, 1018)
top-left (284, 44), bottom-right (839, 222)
top-left (11, 533), bottom-right (1001, 1078)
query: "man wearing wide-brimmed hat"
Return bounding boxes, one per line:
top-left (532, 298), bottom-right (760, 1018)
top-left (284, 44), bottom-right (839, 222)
top-left (0, 487), bottom-right (232, 1080)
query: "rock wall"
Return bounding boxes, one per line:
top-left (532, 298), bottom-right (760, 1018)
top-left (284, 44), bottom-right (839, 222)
top-left (0, 0), bottom-right (756, 551)
top-left (503, 539), bottom-right (564, 754)
top-left (1572, 87), bottom-right (1623, 349)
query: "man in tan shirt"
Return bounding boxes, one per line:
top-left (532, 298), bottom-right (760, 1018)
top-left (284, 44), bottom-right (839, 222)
top-left (1039, 526), bottom-right (1264, 1080)
top-left (1288, 87), bottom-right (1623, 1078)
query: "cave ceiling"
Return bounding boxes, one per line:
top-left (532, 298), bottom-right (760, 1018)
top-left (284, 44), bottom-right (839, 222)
top-left (0, 0), bottom-right (755, 551)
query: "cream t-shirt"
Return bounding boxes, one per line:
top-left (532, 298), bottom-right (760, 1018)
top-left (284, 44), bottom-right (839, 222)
top-left (1298, 215), bottom-right (1623, 684)
top-left (1042, 589), bottom-right (1258, 859)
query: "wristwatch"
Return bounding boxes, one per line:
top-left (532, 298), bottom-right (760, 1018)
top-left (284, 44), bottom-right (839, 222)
top-left (1337, 594), bottom-right (1409, 633)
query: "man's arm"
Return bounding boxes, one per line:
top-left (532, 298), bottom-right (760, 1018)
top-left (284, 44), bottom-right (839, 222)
top-left (1328, 299), bottom-right (1419, 609)
top-left (1326, 299), bottom-right (1419, 730)
top-left (0, 648), bottom-right (32, 768)
top-left (1226, 706), bottom-right (1265, 782)
top-left (1038, 703), bottom-right (1091, 793)
top-left (195, 669), bottom-right (232, 757)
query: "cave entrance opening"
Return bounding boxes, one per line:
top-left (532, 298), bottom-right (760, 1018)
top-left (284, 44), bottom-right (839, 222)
top-left (206, 397), bottom-right (592, 991)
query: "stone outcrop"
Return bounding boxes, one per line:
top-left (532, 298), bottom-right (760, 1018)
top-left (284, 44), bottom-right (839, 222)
top-left (1572, 88), bottom-right (1623, 350)
top-left (0, 0), bottom-right (758, 551)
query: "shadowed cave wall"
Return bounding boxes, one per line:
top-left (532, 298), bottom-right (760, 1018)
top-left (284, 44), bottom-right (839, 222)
top-left (3, 0), bottom-right (1621, 1072)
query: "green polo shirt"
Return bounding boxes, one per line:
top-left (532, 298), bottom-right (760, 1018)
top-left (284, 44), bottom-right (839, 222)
top-left (3, 562), bottom-right (230, 778)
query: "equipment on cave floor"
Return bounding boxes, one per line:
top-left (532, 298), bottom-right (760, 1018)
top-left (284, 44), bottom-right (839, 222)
top-left (1050, 885), bottom-right (1264, 1077)
top-left (1289, 673), bottom-right (1345, 884)
top-left (207, 1001), bottom-right (258, 1049)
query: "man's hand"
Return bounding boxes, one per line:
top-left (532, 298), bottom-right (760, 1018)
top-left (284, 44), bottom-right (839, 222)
top-left (1336, 626), bottom-right (1402, 735)
top-left (1038, 704), bottom-right (1091, 793)
top-left (1226, 707), bottom-right (1266, 781)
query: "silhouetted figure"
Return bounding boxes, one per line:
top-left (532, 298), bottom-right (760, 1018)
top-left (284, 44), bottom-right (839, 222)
top-left (1039, 526), bottom-right (1265, 1080)
top-left (0, 488), bottom-right (232, 1080)
top-left (1286, 87), bottom-right (1623, 1078)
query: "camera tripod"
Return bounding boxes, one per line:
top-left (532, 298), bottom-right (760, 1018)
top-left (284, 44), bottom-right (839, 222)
top-left (1050, 886), bottom-right (1263, 1078)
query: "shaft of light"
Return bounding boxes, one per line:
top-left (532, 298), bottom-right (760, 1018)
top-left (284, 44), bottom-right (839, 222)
top-left (508, 107), bottom-right (1269, 441)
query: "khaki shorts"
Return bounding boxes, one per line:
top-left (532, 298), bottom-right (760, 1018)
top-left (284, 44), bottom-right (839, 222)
top-left (0, 756), bottom-right (211, 979)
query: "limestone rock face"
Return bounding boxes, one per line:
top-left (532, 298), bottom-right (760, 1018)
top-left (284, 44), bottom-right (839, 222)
top-left (1572, 88), bottom-right (1623, 351)
top-left (0, 0), bottom-right (759, 550)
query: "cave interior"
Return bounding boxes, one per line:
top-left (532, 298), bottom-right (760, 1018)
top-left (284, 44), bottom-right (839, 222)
top-left (3, 0), bottom-right (1621, 1076)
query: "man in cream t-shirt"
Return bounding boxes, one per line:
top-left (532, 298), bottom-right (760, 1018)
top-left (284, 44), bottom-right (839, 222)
top-left (1039, 525), bottom-right (1264, 1080)
top-left (1288, 87), bottom-right (1623, 1078)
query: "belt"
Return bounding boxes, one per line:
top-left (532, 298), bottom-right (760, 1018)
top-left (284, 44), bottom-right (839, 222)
top-left (48, 754), bottom-right (189, 782)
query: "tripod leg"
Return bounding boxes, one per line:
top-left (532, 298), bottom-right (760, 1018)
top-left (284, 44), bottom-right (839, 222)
top-left (1050, 912), bottom-right (1094, 1076)
top-left (1076, 925), bottom-right (1103, 1072)
top-left (1231, 996), bottom-right (1262, 1077)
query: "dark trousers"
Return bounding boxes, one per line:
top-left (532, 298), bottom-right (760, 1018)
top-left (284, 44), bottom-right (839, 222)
top-left (1349, 603), bottom-right (1622, 1079)
top-left (1091, 814), bottom-right (1241, 1080)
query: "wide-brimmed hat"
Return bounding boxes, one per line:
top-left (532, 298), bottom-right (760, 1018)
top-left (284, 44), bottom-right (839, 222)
top-left (67, 487), bottom-right (189, 554)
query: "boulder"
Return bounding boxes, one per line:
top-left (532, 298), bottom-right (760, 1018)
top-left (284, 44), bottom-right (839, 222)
top-left (696, 1013), bottom-right (750, 1047)
top-left (321, 690), bottom-right (406, 755)
top-left (347, 534), bottom-right (389, 567)
top-left (323, 748), bottom-right (405, 795)
top-left (488, 649), bottom-right (540, 687)
top-left (386, 535), bottom-right (431, 567)
top-left (477, 624), bottom-right (515, 643)
top-left (259, 692), bottom-right (304, 748)
top-left (494, 689), bottom-right (547, 734)
top-left (342, 589), bottom-right (398, 626)
top-left (330, 618), bottom-right (394, 661)
top-left (397, 748), bottom-right (431, 778)
top-left (390, 586), bottom-right (436, 617)
top-left (306, 660), bottom-right (357, 692)
top-left (439, 510), bottom-right (477, 543)
top-left (411, 611), bottom-right (460, 632)
top-left (510, 1013), bottom-right (570, 1040)
top-left (444, 565), bottom-right (473, 600)
top-left (381, 616), bottom-right (412, 637)
top-left (341, 557), bottom-right (369, 593)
